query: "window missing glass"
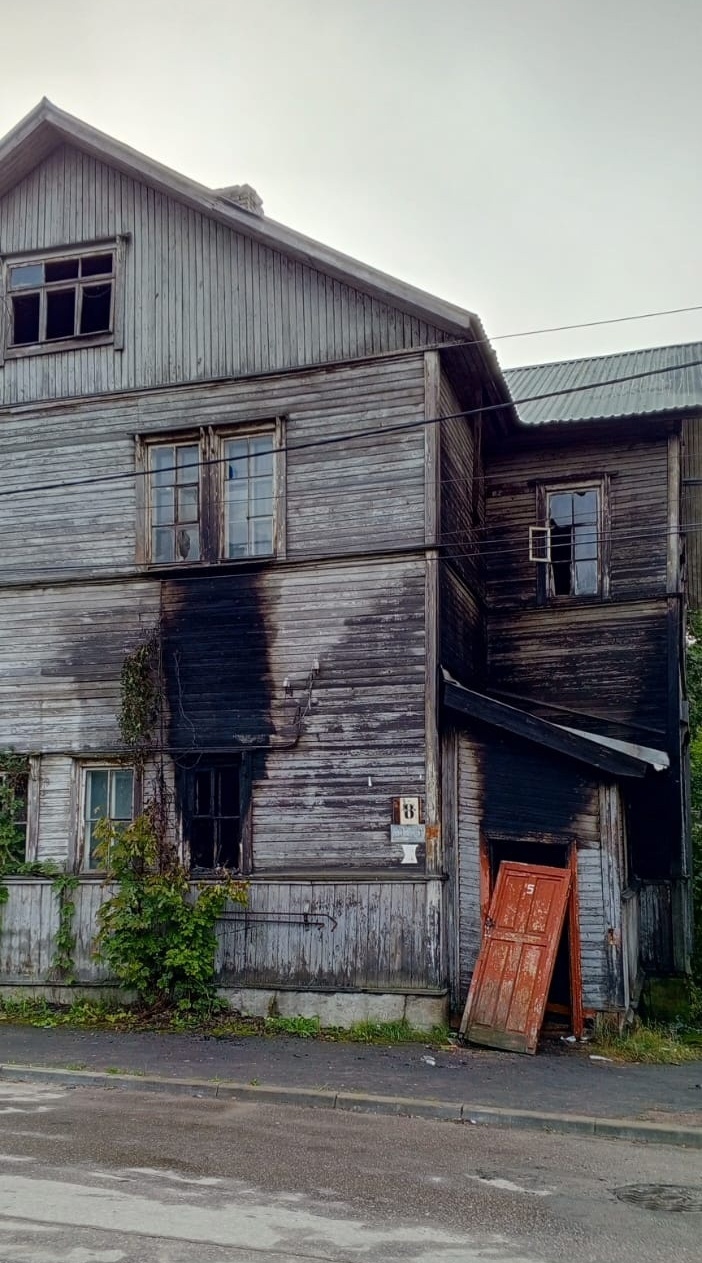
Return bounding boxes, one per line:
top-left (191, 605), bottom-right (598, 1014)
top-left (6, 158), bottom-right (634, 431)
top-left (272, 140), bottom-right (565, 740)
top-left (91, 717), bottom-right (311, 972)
top-left (82, 766), bottom-right (134, 870)
top-left (7, 249), bottom-right (115, 348)
top-left (184, 760), bottom-right (241, 872)
top-left (547, 488), bottom-right (599, 596)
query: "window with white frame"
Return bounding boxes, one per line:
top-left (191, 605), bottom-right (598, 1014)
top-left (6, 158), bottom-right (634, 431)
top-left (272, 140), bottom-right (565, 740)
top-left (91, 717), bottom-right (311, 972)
top-left (531, 483), bottom-right (605, 600)
top-left (144, 426), bottom-right (279, 566)
top-left (82, 766), bottom-right (134, 870)
top-left (5, 245), bottom-right (118, 352)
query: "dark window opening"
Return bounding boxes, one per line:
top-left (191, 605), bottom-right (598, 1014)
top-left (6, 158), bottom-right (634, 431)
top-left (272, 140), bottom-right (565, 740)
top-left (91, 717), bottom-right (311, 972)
top-left (12, 293), bottom-right (40, 345)
top-left (45, 258), bottom-right (79, 283)
top-left (46, 288), bottom-right (77, 340)
top-left (7, 248), bottom-right (116, 348)
top-left (185, 760), bottom-right (241, 872)
top-left (547, 488), bottom-right (599, 597)
top-left (80, 283), bottom-right (112, 334)
top-left (81, 252), bottom-right (113, 277)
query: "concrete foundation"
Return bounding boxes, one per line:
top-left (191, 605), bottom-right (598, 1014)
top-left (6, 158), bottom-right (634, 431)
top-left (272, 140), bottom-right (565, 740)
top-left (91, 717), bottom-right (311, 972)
top-left (217, 987), bottom-right (448, 1030)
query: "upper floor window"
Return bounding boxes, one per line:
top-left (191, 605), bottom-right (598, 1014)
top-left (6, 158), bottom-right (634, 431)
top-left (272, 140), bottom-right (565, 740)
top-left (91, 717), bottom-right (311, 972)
top-left (530, 482), bottom-right (607, 600)
top-left (142, 423), bottom-right (282, 567)
top-left (2, 240), bottom-right (124, 359)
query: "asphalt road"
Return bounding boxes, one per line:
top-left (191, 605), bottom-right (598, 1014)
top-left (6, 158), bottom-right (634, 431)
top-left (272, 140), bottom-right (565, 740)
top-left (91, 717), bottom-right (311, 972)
top-left (0, 1081), bottom-right (701, 1262)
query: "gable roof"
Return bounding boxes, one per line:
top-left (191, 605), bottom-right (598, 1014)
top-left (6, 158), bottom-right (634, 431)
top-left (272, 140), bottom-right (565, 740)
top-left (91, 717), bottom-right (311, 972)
top-left (0, 98), bottom-right (480, 342)
top-left (504, 340), bottom-right (702, 426)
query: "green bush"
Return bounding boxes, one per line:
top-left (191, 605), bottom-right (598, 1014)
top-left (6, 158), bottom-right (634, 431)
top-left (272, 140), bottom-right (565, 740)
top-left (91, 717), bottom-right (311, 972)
top-left (94, 810), bottom-right (247, 1013)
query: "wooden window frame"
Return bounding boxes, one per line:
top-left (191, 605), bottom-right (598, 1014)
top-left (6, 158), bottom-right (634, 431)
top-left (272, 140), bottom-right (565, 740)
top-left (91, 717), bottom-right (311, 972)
top-left (179, 754), bottom-right (252, 876)
top-left (0, 236), bottom-right (127, 364)
top-left (77, 761), bottom-right (137, 874)
top-left (137, 418), bottom-right (285, 569)
top-left (534, 476), bottom-right (610, 604)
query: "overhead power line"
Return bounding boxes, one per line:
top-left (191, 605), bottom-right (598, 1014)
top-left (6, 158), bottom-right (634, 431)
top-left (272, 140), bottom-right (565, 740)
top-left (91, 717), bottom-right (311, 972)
top-left (0, 355), bottom-right (701, 503)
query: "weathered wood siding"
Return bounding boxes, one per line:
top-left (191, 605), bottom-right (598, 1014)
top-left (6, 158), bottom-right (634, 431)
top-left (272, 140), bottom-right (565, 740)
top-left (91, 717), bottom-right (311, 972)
top-left (0, 354), bottom-right (426, 582)
top-left (485, 435), bottom-right (670, 609)
top-left (484, 434), bottom-right (671, 745)
top-left (0, 145), bottom-right (453, 406)
top-left (456, 731), bottom-right (619, 1011)
top-left (0, 877), bottom-right (443, 993)
top-left (0, 356), bottom-right (430, 871)
top-left (438, 366), bottom-right (485, 684)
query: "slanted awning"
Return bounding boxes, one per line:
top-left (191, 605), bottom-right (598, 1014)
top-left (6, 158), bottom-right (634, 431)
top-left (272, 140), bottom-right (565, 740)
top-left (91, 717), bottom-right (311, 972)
top-left (441, 671), bottom-right (669, 780)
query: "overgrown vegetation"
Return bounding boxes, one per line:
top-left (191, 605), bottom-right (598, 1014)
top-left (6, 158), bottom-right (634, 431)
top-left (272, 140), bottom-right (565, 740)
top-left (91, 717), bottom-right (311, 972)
top-left (88, 629), bottom-right (249, 1015)
top-left (591, 1018), bottom-right (699, 1065)
top-left (94, 810), bottom-right (247, 1013)
top-left (0, 751), bottom-right (30, 897)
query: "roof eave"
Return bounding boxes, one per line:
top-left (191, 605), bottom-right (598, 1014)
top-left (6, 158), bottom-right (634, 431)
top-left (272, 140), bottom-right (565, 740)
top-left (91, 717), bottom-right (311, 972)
top-left (0, 99), bottom-right (478, 339)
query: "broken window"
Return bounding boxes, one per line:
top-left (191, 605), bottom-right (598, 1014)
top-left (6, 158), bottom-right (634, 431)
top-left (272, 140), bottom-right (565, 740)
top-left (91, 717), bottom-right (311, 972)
top-left (145, 427), bottom-right (278, 566)
top-left (546, 488), bottom-right (599, 596)
top-left (82, 766), bottom-right (134, 870)
top-left (184, 760), bottom-right (241, 872)
top-left (7, 249), bottom-right (115, 349)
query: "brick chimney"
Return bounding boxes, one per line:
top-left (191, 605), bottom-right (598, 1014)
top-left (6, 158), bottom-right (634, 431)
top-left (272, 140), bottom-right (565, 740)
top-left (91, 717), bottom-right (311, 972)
top-left (216, 183), bottom-right (264, 215)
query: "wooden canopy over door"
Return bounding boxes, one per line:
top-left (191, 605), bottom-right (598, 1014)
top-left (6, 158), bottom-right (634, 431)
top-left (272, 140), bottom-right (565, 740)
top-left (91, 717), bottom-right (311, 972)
top-left (460, 861), bottom-right (572, 1054)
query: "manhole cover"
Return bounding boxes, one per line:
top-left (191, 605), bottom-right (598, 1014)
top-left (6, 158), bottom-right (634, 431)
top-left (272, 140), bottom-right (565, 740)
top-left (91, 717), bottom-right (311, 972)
top-left (614, 1184), bottom-right (702, 1213)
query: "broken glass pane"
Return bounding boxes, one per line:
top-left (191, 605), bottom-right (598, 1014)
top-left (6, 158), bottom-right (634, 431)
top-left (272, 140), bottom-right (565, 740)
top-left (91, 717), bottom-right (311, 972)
top-left (46, 288), bottom-right (76, 340)
top-left (80, 282), bottom-right (112, 334)
top-left (11, 293), bottom-right (40, 344)
top-left (45, 258), bottom-right (79, 283)
top-left (81, 253), bottom-right (113, 277)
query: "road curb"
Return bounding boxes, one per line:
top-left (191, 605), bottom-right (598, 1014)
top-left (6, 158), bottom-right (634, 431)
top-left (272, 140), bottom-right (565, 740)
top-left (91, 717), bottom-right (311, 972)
top-left (2, 1062), bottom-right (701, 1148)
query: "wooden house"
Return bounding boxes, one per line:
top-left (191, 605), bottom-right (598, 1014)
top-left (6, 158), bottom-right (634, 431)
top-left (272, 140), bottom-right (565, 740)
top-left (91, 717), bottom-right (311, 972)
top-left (0, 100), bottom-right (697, 1032)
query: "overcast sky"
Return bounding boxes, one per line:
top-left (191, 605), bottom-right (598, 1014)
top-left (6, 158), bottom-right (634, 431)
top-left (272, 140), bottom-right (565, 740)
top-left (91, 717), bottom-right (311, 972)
top-left (0, 0), bottom-right (699, 366)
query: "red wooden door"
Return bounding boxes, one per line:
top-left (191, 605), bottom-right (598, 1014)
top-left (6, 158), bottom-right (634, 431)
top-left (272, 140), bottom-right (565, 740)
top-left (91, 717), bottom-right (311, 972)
top-left (460, 861), bottom-right (572, 1055)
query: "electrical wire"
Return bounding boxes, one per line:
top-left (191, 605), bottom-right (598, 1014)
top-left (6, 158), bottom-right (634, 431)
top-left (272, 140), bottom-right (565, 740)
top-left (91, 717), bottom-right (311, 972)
top-left (0, 351), bottom-right (700, 501)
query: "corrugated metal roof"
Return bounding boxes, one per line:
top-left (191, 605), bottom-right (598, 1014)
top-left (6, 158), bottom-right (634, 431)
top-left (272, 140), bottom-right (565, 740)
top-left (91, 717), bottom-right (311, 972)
top-left (504, 340), bottom-right (702, 426)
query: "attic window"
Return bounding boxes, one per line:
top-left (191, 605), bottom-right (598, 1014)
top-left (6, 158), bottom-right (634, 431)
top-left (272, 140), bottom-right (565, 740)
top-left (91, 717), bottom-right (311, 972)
top-left (5, 247), bottom-right (116, 351)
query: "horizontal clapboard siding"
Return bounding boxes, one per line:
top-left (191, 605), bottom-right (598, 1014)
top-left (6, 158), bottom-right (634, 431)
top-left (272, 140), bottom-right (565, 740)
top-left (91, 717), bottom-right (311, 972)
top-left (0, 145), bottom-right (453, 405)
top-left (488, 602), bottom-right (668, 740)
top-left (484, 436), bottom-right (669, 609)
top-left (0, 877), bottom-right (442, 992)
top-left (0, 355), bottom-right (427, 579)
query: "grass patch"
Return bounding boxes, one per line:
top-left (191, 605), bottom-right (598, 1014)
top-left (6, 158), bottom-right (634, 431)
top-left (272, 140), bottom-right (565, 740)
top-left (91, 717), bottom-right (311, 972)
top-left (0, 997), bottom-right (450, 1047)
top-left (591, 1020), bottom-right (701, 1065)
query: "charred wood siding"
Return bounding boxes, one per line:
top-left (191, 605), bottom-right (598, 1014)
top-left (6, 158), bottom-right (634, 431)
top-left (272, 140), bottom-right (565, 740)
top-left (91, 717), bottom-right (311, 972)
top-left (161, 557), bottom-right (427, 870)
top-left (484, 435), bottom-right (671, 745)
top-left (485, 436), bottom-right (669, 610)
top-left (0, 145), bottom-right (453, 406)
top-left (488, 604), bottom-right (669, 742)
